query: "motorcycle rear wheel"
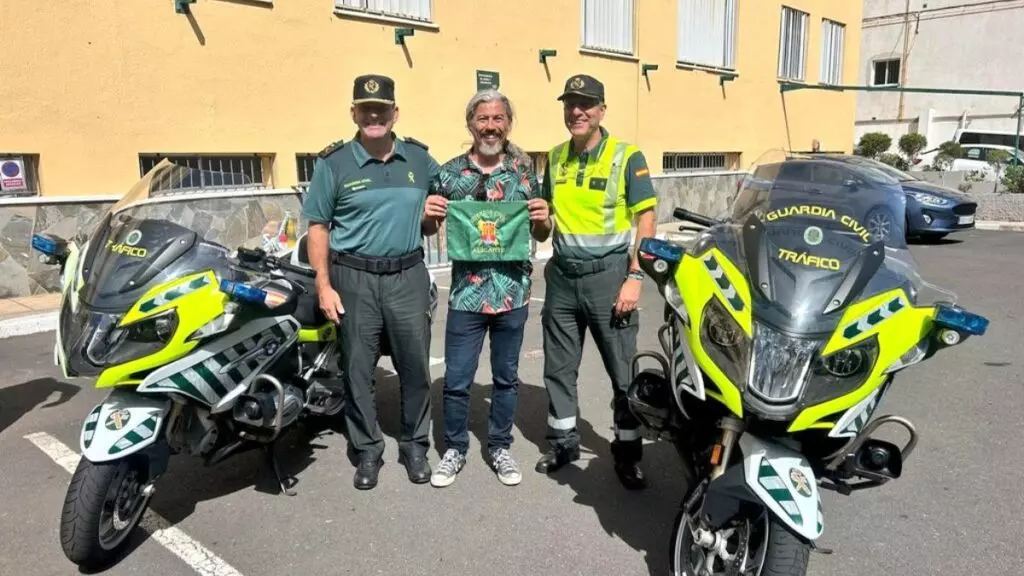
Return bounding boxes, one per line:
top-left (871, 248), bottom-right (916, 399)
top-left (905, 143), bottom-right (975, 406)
top-left (60, 454), bottom-right (153, 569)
top-left (669, 503), bottom-right (809, 576)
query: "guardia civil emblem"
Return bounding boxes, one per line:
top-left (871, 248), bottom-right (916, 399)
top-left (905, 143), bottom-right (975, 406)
top-left (365, 79), bottom-right (379, 93)
top-left (789, 468), bottom-right (812, 497)
top-left (570, 76), bottom-right (585, 90)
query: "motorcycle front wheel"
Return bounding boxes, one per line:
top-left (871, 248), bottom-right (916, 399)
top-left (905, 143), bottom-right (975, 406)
top-left (60, 454), bottom-right (153, 569)
top-left (669, 502), bottom-right (809, 576)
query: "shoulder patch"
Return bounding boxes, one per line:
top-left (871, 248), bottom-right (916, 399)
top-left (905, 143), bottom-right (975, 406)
top-left (404, 136), bottom-right (429, 151)
top-left (318, 139), bottom-right (346, 158)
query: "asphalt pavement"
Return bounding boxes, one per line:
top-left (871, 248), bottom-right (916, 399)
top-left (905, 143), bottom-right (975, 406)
top-left (1, 228), bottom-right (1021, 576)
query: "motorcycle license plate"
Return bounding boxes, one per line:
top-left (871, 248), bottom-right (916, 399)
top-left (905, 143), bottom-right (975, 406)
top-left (959, 215), bottom-right (975, 224)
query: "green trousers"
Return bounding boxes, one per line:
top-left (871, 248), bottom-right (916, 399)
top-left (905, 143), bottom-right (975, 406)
top-left (541, 250), bottom-right (643, 463)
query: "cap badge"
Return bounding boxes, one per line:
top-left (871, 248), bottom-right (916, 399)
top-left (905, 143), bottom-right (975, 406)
top-left (365, 79), bottom-right (379, 93)
top-left (570, 77), bottom-right (585, 90)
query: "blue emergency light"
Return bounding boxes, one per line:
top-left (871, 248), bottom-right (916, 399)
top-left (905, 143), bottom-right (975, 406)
top-left (31, 233), bottom-right (60, 256)
top-left (219, 279), bottom-right (268, 305)
top-left (933, 303), bottom-right (989, 336)
top-left (639, 237), bottom-right (684, 263)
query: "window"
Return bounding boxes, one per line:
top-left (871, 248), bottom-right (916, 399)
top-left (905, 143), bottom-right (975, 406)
top-left (872, 58), bottom-right (900, 86)
top-left (820, 19), bottom-right (845, 85)
top-left (581, 0), bottom-right (635, 55)
top-left (777, 6), bottom-right (808, 80)
top-left (334, 0), bottom-right (431, 23)
top-left (662, 152), bottom-right (740, 174)
top-left (296, 154), bottom-right (318, 185)
top-left (677, 0), bottom-right (738, 70)
top-left (0, 153), bottom-right (41, 197)
top-left (138, 154), bottom-right (271, 191)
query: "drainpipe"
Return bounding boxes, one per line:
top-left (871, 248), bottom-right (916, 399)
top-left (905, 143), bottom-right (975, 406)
top-left (897, 0), bottom-right (911, 121)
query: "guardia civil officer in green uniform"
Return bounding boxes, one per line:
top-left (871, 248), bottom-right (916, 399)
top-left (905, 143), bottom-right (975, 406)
top-left (536, 74), bottom-right (658, 490)
top-left (302, 74), bottom-right (441, 491)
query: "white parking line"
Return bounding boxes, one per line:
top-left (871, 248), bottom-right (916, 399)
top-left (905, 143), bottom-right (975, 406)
top-left (435, 284), bottom-right (545, 303)
top-left (23, 431), bottom-right (245, 576)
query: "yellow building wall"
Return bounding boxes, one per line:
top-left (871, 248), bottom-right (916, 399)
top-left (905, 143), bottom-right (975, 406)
top-left (0, 0), bottom-right (861, 197)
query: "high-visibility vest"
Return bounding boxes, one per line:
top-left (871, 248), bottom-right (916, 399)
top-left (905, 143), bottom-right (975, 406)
top-left (547, 134), bottom-right (639, 261)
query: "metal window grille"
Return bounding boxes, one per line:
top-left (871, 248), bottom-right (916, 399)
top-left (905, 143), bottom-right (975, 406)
top-left (296, 154), bottom-right (318, 185)
top-left (820, 19), bottom-right (845, 85)
top-left (0, 153), bottom-right (41, 197)
top-left (778, 6), bottom-right (808, 80)
top-left (138, 154), bottom-right (268, 192)
top-left (334, 0), bottom-right (431, 21)
top-left (662, 152), bottom-right (738, 173)
top-left (677, 0), bottom-right (737, 70)
top-left (581, 0), bottom-right (635, 55)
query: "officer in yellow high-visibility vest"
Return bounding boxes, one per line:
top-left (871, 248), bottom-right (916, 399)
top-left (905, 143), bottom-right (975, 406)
top-left (534, 74), bottom-right (657, 490)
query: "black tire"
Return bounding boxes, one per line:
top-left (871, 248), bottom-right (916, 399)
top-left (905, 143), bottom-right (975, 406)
top-left (761, 517), bottom-right (810, 576)
top-left (60, 455), bottom-right (152, 570)
top-left (669, 505), bottom-right (809, 576)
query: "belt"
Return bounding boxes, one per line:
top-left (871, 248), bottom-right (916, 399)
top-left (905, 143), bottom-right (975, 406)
top-left (331, 248), bottom-right (423, 274)
top-left (553, 251), bottom-right (626, 277)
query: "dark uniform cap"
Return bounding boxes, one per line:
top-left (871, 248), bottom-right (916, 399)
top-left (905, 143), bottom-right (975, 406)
top-left (557, 74), bottom-right (605, 103)
top-left (353, 74), bottom-right (396, 105)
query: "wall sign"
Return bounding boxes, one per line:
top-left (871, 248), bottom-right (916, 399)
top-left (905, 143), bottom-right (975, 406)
top-left (0, 158), bottom-right (27, 192)
top-left (476, 70), bottom-right (500, 92)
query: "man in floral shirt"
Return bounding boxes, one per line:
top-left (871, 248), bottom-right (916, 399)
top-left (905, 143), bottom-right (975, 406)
top-left (421, 89), bottom-right (552, 487)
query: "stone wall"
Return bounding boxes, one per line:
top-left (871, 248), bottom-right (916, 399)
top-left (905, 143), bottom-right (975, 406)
top-left (0, 192), bottom-right (306, 299)
top-left (652, 172), bottom-right (746, 223)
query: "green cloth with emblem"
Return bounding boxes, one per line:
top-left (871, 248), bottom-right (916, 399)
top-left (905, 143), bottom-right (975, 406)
top-left (445, 199), bottom-right (531, 262)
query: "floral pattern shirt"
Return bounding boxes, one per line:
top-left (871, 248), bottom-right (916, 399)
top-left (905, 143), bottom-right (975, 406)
top-left (430, 151), bottom-right (541, 314)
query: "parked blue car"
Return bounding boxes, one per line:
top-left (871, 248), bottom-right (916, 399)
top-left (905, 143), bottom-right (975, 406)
top-left (825, 155), bottom-right (978, 241)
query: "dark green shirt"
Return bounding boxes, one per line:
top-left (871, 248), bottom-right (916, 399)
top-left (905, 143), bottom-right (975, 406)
top-left (301, 134), bottom-right (441, 257)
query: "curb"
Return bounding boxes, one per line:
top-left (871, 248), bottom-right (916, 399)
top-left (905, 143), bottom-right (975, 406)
top-left (0, 311), bottom-right (58, 340)
top-left (975, 221), bottom-right (1024, 232)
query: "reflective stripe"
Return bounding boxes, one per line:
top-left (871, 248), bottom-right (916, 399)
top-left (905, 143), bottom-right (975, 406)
top-left (615, 425), bottom-right (641, 442)
top-left (604, 142), bottom-right (629, 234)
top-left (548, 415), bottom-right (577, 430)
top-left (554, 228), bottom-right (631, 248)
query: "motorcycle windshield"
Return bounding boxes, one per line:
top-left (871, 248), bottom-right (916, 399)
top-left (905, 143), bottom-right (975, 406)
top-left (76, 159), bottom-right (300, 313)
top-left (725, 151), bottom-right (917, 336)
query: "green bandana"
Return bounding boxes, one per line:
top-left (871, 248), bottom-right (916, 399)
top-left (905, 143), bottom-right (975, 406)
top-left (445, 200), bottom-right (531, 261)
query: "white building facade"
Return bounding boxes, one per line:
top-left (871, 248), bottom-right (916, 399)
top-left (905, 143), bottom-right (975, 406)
top-left (855, 0), bottom-right (1024, 160)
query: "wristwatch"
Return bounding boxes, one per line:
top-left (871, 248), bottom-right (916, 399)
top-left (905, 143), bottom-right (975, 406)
top-left (627, 269), bottom-right (644, 280)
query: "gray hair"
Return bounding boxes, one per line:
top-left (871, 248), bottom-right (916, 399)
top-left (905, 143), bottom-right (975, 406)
top-left (465, 89), bottom-right (533, 169)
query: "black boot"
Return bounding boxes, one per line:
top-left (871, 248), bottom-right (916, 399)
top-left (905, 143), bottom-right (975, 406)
top-left (398, 450), bottom-right (431, 484)
top-left (534, 445), bottom-right (581, 474)
top-left (354, 457), bottom-right (383, 490)
top-left (611, 439), bottom-right (646, 491)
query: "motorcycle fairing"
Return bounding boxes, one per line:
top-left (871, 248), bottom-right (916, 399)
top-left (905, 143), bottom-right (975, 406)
top-left (668, 240), bottom-right (941, 434)
top-left (738, 433), bottom-right (823, 541)
top-left (80, 387), bottom-right (171, 462)
top-left (92, 270), bottom-right (228, 388)
top-left (787, 287), bottom-right (934, 432)
top-left (136, 315), bottom-right (300, 411)
top-left (55, 241), bottom-right (85, 379)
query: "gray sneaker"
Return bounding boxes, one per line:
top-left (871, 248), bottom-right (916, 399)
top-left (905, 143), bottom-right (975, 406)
top-left (430, 449), bottom-right (466, 487)
top-left (489, 448), bottom-right (522, 486)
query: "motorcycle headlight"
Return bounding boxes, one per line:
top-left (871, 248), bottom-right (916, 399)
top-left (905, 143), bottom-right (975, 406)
top-left (700, 297), bottom-right (751, 389)
top-left (800, 336), bottom-right (880, 407)
top-left (747, 322), bottom-right (818, 404)
top-left (87, 309), bottom-right (179, 366)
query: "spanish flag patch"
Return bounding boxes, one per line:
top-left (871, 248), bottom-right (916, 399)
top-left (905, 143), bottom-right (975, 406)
top-left (634, 168), bottom-right (650, 177)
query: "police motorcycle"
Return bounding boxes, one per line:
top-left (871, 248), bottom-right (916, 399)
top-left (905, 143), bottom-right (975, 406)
top-left (30, 159), bottom-right (439, 570)
top-left (625, 150), bottom-right (989, 575)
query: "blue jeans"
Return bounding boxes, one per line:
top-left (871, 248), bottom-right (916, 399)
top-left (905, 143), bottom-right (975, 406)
top-left (442, 305), bottom-right (529, 454)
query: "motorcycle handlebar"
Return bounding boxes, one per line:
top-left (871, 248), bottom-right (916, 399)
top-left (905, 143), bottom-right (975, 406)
top-left (234, 247), bottom-right (317, 279)
top-left (673, 207), bottom-right (717, 228)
